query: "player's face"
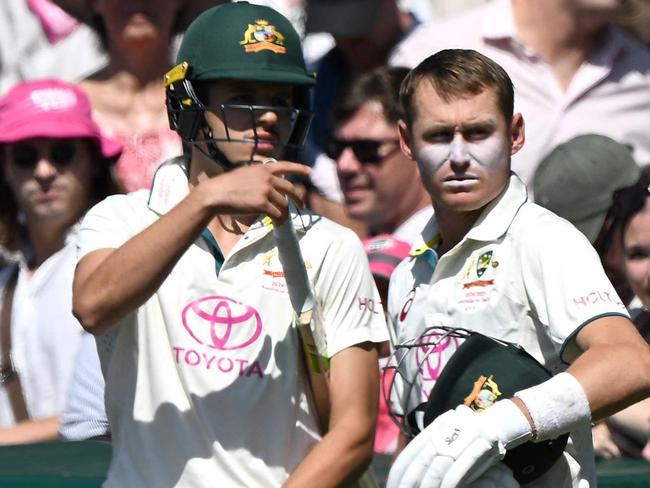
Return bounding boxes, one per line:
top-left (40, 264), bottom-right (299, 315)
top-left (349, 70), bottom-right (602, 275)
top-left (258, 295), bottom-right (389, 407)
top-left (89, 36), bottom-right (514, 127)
top-left (202, 80), bottom-right (295, 165)
top-left (623, 203), bottom-right (650, 308)
top-left (334, 101), bottom-right (424, 228)
top-left (3, 137), bottom-right (95, 227)
top-left (399, 85), bottom-right (524, 213)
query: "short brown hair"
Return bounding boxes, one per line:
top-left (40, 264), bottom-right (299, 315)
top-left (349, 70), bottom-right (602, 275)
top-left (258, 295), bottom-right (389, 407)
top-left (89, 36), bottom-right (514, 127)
top-left (332, 66), bottom-right (410, 127)
top-left (400, 49), bottom-right (514, 128)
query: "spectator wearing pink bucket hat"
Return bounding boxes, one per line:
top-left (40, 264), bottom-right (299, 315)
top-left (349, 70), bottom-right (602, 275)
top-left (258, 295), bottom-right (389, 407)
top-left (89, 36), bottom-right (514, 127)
top-left (0, 79), bottom-right (121, 444)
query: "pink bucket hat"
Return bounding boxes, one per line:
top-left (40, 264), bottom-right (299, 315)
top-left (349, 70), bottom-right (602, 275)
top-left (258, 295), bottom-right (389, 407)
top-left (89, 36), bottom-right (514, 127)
top-left (0, 79), bottom-right (122, 160)
top-left (362, 234), bottom-right (411, 280)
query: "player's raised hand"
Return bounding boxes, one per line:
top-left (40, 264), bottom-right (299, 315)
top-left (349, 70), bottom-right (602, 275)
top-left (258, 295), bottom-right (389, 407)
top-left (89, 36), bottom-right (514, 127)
top-left (198, 161), bottom-right (310, 221)
top-left (387, 401), bottom-right (532, 488)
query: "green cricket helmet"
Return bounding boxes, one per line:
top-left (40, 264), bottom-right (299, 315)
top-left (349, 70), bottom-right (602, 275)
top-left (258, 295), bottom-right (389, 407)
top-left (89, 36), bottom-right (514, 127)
top-left (385, 327), bottom-right (569, 485)
top-left (164, 1), bottom-right (315, 167)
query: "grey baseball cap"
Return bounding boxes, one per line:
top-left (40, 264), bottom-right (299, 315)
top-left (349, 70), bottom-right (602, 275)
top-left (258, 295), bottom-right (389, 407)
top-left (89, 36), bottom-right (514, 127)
top-left (533, 134), bottom-right (641, 243)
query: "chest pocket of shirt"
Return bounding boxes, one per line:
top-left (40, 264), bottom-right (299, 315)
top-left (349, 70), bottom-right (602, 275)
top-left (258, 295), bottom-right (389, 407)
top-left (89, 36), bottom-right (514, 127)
top-left (451, 242), bottom-right (529, 340)
top-left (454, 246), bottom-right (502, 313)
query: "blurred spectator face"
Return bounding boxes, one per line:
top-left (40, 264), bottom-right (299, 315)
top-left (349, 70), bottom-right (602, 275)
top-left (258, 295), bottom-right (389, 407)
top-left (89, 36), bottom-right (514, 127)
top-left (623, 197), bottom-right (650, 308)
top-left (93, 0), bottom-right (182, 44)
top-left (601, 225), bottom-right (634, 305)
top-left (333, 101), bottom-right (420, 228)
top-left (3, 137), bottom-right (95, 227)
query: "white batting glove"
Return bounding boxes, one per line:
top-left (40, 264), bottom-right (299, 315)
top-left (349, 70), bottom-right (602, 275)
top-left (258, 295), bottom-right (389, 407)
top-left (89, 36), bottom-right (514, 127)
top-left (461, 462), bottom-right (519, 488)
top-left (386, 400), bottom-right (532, 488)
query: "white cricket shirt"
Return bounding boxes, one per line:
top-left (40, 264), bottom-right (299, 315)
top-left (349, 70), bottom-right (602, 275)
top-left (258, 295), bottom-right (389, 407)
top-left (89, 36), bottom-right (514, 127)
top-left (388, 173), bottom-right (629, 488)
top-left (76, 172), bottom-right (388, 487)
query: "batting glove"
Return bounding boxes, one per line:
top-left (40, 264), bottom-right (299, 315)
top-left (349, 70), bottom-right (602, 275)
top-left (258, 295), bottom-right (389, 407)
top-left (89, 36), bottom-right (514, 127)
top-left (461, 462), bottom-right (520, 488)
top-left (386, 400), bottom-right (532, 488)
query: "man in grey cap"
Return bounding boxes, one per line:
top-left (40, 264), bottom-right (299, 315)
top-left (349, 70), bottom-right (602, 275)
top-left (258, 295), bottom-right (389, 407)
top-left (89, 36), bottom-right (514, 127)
top-left (534, 134), bottom-right (641, 243)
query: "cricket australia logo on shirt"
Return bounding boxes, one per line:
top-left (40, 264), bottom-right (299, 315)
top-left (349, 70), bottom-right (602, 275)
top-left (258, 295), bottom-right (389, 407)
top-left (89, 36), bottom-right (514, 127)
top-left (457, 247), bottom-right (500, 313)
top-left (175, 296), bottom-right (265, 378)
top-left (259, 248), bottom-right (313, 294)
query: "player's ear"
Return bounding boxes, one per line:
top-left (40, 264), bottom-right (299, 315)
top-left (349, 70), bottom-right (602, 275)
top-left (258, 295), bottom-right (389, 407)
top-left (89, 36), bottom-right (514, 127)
top-left (510, 113), bottom-right (525, 156)
top-left (398, 119), bottom-right (415, 160)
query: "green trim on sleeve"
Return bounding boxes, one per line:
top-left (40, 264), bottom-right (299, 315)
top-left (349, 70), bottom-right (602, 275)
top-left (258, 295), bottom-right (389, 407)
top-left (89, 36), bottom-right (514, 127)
top-left (559, 312), bottom-right (629, 364)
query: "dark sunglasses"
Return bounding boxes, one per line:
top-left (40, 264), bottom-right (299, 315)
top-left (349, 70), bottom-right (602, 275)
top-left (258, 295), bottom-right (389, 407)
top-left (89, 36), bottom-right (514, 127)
top-left (325, 138), bottom-right (400, 164)
top-left (9, 141), bottom-right (78, 169)
top-left (594, 183), bottom-right (650, 255)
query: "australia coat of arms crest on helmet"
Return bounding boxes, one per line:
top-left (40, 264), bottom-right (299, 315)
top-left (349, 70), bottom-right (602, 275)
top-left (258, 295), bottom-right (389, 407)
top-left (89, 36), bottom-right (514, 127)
top-left (463, 374), bottom-right (502, 411)
top-left (240, 20), bottom-right (286, 54)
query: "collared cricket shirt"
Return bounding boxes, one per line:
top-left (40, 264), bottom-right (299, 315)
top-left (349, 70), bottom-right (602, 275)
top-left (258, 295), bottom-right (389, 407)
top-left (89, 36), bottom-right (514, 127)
top-left (76, 170), bottom-right (388, 487)
top-left (387, 173), bottom-right (628, 488)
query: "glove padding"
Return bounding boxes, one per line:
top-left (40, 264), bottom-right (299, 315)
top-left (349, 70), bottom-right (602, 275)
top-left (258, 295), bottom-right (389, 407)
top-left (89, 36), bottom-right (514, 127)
top-left (387, 401), bottom-right (532, 488)
top-left (462, 462), bottom-right (520, 488)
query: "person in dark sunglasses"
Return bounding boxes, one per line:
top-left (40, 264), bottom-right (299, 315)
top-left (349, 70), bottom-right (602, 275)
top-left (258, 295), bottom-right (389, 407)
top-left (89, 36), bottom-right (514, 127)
top-left (330, 66), bottom-right (431, 242)
top-left (0, 79), bottom-right (121, 444)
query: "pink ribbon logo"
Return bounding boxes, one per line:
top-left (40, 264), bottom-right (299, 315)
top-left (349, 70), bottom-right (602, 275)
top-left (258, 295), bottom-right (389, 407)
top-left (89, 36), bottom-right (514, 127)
top-left (182, 295), bottom-right (262, 350)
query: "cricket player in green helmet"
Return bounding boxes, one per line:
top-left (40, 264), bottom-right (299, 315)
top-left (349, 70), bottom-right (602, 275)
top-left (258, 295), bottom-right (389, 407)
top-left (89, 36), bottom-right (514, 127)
top-left (72, 3), bottom-right (389, 487)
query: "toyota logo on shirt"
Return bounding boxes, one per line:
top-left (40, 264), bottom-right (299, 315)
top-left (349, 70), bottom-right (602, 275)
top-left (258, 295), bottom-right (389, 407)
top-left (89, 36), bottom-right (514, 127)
top-left (182, 295), bottom-right (263, 350)
top-left (414, 331), bottom-right (459, 381)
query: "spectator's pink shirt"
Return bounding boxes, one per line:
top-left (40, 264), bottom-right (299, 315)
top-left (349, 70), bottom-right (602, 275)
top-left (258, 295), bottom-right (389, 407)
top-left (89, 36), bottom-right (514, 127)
top-left (93, 111), bottom-right (182, 192)
top-left (390, 0), bottom-right (650, 186)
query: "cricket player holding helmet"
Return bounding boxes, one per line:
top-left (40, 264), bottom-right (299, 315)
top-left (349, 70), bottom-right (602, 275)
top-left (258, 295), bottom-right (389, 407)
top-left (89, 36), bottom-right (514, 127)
top-left (384, 49), bottom-right (650, 488)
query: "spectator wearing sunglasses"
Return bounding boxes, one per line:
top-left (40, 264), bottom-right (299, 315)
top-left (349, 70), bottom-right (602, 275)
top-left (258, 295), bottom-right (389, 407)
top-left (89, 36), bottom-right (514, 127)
top-left (0, 79), bottom-right (121, 444)
top-left (329, 66), bottom-right (431, 243)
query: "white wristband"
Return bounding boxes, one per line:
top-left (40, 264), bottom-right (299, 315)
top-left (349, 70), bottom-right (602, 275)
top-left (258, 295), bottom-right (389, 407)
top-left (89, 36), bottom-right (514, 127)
top-left (515, 372), bottom-right (591, 442)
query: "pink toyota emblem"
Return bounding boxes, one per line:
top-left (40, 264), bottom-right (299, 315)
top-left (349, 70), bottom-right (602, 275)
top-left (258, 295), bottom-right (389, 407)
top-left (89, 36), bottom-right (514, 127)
top-left (415, 331), bottom-right (460, 381)
top-left (182, 295), bottom-right (263, 350)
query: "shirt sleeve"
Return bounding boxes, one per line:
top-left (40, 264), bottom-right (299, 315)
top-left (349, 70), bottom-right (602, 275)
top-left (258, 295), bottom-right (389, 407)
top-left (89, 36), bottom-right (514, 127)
top-left (519, 211), bottom-right (629, 363)
top-left (386, 265), bottom-right (408, 417)
top-left (313, 227), bottom-right (389, 357)
top-left (76, 193), bottom-right (146, 261)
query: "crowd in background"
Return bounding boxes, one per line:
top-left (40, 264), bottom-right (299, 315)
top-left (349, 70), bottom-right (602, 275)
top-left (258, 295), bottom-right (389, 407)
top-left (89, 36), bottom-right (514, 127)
top-left (1, 0), bottom-right (650, 483)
